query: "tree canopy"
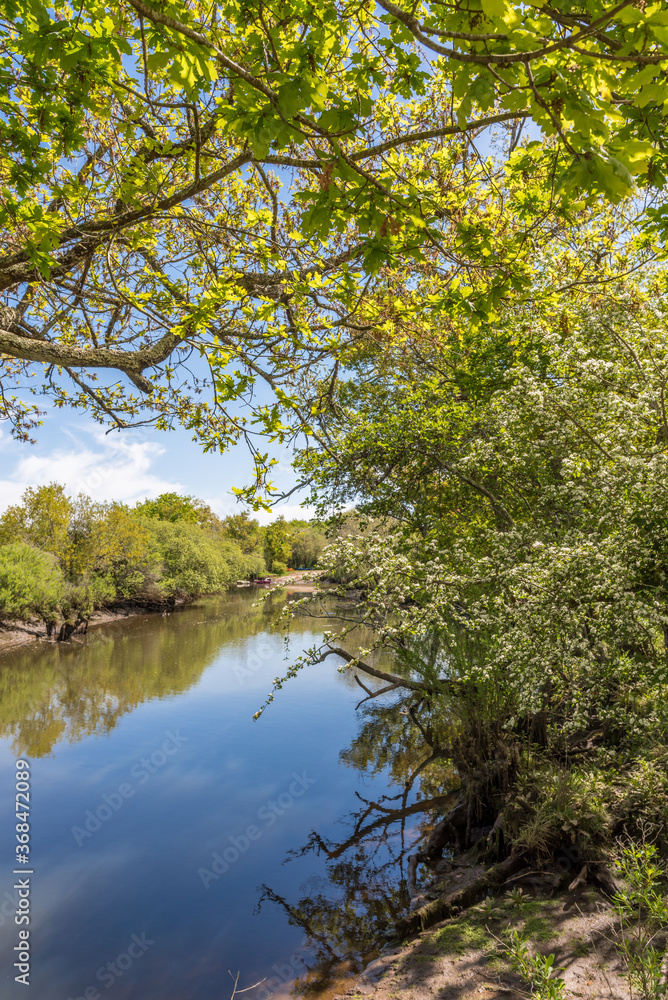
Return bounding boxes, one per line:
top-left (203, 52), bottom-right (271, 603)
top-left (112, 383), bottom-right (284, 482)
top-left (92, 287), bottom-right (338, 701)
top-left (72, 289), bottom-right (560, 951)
top-left (0, 484), bottom-right (269, 630)
top-left (1, 0), bottom-right (668, 496)
top-left (280, 265), bottom-right (668, 739)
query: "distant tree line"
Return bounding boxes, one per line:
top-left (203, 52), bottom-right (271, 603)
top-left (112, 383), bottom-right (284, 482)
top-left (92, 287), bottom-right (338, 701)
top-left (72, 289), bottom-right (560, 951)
top-left (0, 485), bottom-right (326, 636)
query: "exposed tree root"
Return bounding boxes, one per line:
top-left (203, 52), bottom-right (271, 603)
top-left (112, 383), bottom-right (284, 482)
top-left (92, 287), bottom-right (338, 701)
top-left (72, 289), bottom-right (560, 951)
top-left (421, 796), bottom-right (469, 860)
top-left (394, 852), bottom-right (525, 938)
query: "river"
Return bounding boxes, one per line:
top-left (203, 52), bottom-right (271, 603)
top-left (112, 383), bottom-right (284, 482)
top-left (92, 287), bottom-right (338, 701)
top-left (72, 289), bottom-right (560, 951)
top-left (0, 590), bottom-right (451, 999)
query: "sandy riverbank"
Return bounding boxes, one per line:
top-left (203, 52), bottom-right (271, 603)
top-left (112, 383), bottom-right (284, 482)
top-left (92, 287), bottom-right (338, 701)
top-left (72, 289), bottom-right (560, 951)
top-left (340, 879), bottom-right (626, 1000)
top-left (271, 569), bottom-right (321, 593)
top-left (0, 603), bottom-right (179, 653)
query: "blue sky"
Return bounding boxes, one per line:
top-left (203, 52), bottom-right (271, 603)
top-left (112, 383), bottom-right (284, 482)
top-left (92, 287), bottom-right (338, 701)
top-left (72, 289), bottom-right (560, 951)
top-left (0, 408), bottom-right (311, 524)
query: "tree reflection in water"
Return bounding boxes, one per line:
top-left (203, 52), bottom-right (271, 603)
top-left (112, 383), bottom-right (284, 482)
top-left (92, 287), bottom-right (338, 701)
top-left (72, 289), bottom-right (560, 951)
top-left (0, 591), bottom-right (459, 997)
top-left (255, 696), bottom-right (458, 996)
top-left (0, 592), bottom-right (289, 756)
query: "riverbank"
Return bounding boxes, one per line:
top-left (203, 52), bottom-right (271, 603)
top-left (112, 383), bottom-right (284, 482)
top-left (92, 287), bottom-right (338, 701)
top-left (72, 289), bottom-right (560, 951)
top-left (0, 601), bottom-right (186, 652)
top-left (344, 881), bottom-right (627, 1000)
top-left (0, 570), bottom-right (319, 652)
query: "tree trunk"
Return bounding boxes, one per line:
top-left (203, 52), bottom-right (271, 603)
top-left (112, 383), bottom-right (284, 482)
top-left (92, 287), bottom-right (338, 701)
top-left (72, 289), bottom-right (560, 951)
top-left (395, 853), bottom-right (525, 938)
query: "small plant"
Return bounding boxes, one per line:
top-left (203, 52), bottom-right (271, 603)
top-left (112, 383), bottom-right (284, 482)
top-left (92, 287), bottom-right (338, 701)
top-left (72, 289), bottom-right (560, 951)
top-left (508, 886), bottom-right (528, 911)
top-left (505, 930), bottom-right (566, 999)
top-left (613, 842), bottom-right (668, 1000)
top-left (474, 894), bottom-right (505, 920)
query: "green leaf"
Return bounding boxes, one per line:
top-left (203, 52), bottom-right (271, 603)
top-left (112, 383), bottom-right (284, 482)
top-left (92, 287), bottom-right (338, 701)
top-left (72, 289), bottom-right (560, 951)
top-left (481, 0), bottom-right (508, 18)
top-left (278, 81), bottom-right (303, 117)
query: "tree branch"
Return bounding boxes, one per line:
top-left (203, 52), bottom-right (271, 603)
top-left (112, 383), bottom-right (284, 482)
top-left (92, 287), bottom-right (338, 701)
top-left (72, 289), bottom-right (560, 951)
top-left (314, 646), bottom-right (465, 695)
top-left (0, 322), bottom-right (181, 392)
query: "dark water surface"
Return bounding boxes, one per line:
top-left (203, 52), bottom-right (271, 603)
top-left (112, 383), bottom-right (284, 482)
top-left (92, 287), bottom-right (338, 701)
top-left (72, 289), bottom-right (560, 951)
top-left (0, 591), bottom-right (434, 1000)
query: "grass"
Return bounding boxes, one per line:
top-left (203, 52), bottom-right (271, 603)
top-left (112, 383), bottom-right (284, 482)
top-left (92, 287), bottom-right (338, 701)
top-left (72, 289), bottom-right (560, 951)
top-left (417, 894), bottom-right (559, 974)
top-left (429, 916), bottom-right (492, 956)
top-left (519, 900), bottom-right (559, 943)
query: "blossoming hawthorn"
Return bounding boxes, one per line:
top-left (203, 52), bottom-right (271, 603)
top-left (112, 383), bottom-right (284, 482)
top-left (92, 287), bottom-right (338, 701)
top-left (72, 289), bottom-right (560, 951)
top-left (269, 279), bottom-right (668, 741)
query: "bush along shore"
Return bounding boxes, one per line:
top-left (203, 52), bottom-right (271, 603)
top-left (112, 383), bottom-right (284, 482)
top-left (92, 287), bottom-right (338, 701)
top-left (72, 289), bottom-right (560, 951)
top-left (297, 628), bottom-right (668, 1000)
top-left (277, 577), bottom-right (668, 999)
top-left (267, 589), bottom-right (668, 996)
top-left (0, 485), bottom-right (326, 643)
top-left (267, 292), bottom-right (668, 999)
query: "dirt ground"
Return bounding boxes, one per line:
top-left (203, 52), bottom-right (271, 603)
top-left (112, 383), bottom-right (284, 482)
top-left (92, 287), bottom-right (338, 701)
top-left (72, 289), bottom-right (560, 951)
top-left (339, 884), bottom-right (628, 1000)
top-left (272, 569), bottom-right (322, 593)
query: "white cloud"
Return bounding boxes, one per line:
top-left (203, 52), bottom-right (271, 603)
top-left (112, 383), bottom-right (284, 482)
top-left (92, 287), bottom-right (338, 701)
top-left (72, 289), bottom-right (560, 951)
top-left (0, 422), bottom-right (315, 521)
top-left (0, 424), bottom-right (182, 508)
top-left (255, 502), bottom-right (315, 525)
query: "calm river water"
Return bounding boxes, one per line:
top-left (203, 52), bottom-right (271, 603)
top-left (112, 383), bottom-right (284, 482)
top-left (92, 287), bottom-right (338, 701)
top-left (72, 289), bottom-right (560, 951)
top-left (0, 590), bottom-right (439, 1000)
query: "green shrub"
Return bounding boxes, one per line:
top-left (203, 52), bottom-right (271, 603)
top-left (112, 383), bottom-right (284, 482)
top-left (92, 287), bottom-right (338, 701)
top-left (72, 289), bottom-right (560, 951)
top-left (504, 753), bottom-right (668, 865)
top-left (143, 521), bottom-right (224, 595)
top-left (240, 552), bottom-right (266, 579)
top-left (216, 539), bottom-right (264, 585)
top-left (290, 525), bottom-right (325, 567)
top-left (63, 576), bottom-right (116, 620)
top-left (0, 487), bottom-right (272, 622)
top-left (0, 543), bottom-right (66, 622)
top-left (613, 843), bottom-right (668, 1000)
top-left (504, 931), bottom-right (565, 999)
top-left (143, 521), bottom-right (256, 596)
top-left (504, 763), bottom-right (611, 861)
top-left (264, 517), bottom-right (292, 571)
top-left (616, 754), bottom-right (668, 851)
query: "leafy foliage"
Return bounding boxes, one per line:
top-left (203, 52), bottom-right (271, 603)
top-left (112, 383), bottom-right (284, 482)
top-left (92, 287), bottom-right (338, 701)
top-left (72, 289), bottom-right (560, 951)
top-left (0, 542), bottom-right (65, 622)
top-left (504, 930), bottom-right (565, 1000)
top-left (613, 843), bottom-right (668, 1000)
top-left (295, 277), bottom-right (668, 748)
top-left (263, 515), bottom-right (293, 571)
top-left (267, 247), bottom-right (668, 877)
top-left (1, 1), bottom-right (667, 499)
top-left (134, 492), bottom-right (217, 526)
top-left (0, 486), bottom-right (269, 625)
top-left (141, 518), bottom-right (253, 594)
top-left (0, 483), bottom-right (71, 562)
top-left (221, 512), bottom-right (264, 554)
top-left (289, 521), bottom-right (326, 568)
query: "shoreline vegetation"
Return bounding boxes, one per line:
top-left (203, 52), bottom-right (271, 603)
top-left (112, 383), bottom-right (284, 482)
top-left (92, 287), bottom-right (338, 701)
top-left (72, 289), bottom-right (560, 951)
top-left (0, 569), bottom-right (319, 653)
top-left (0, 484), bottom-right (326, 646)
top-left (261, 289), bottom-right (668, 1000)
top-left (303, 616), bottom-right (668, 1000)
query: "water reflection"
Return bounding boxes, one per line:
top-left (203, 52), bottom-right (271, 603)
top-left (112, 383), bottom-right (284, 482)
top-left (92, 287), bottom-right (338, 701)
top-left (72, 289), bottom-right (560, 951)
top-left (257, 696), bottom-right (459, 995)
top-left (0, 592), bottom-right (314, 757)
top-left (0, 593), bottom-right (455, 1000)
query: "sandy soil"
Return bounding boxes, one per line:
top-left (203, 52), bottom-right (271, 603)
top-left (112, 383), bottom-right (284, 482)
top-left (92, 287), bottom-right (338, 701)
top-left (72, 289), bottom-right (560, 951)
top-left (339, 884), bottom-right (628, 1000)
top-left (0, 619), bottom-right (47, 651)
top-left (275, 569), bottom-right (322, 593)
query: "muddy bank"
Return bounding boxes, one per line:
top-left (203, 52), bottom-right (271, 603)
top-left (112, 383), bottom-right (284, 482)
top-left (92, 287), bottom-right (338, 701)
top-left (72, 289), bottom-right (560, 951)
top-left (0, 600), bottom-right (188, 653)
